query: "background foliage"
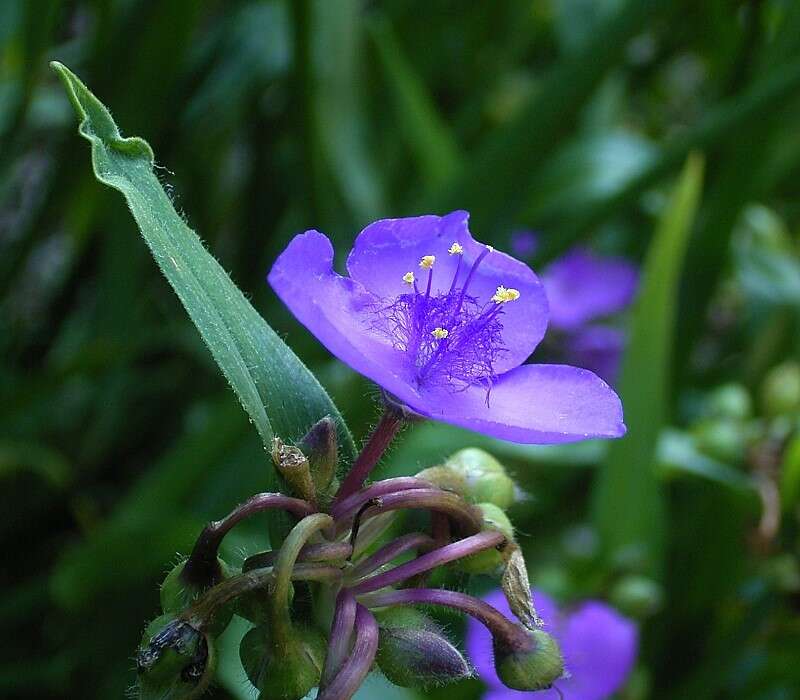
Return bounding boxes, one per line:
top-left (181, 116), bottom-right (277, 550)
top-left (2, 1), bottom-right (800, 698)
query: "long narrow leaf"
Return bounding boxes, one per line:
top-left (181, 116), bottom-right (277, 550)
top-left (51, 61), bottom-right (354, 463)
top-left (592, 153), bottom-right (705, 575)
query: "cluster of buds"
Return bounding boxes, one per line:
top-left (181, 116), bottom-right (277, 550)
top-left (136, 406), bottom-right (564, 699)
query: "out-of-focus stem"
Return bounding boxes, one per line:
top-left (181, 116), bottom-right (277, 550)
top-left (350, 531), bottom-right (505, 594)
top-left (317, 604), bottom-right (379, 700)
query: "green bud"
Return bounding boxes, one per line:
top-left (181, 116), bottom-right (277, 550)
top-left (240, 623), bottom-right (326, 700)
top-left (609, 575), bottom-right (663, 619)
top-left (375, 609), bottom-right (472, 688)
top-left (415, 465), bottom-right (469, 496)
top-left (761, 362), bottom-right (800, 417)
top-left (445, 448), bottom-right (516, 509)
top-left (706, 383), bottom-right (752, 420)
top-left (493, 628), bottom-right (563, 691)
top-left (298, 416), bottom-right (339, 497)
top-left (691, 417), bottom-right (746, 464)
top-left (136, 614), bottom-right (214, 699)
top-left (160, 557), bottom-right (234, 636)
top-left (457, 503), bottom-right (514, 575)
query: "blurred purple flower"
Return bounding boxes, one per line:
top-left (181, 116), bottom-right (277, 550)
top-left (466, 588), bottom-right (638, 700)
top-left (269, 211), bottom-right (624, 443)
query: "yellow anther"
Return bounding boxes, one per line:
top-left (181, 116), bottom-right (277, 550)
top-left (402, 271), bottom-right (415, 285)
top-left (492, 286), bottom-right (521, 303)
top-left (419, 255), bottom-right (436, 269)
top-left (448, 242), bottom-right (464, 255)
top-left (431, 327), bottom-right (449, 340)
top-left (487, 245), bottom-right (495, 253)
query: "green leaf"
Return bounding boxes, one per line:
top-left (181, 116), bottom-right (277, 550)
top-left (592, 153), bottom-right (705, 575)
top-left (50, 61), bottom-right (354, 463)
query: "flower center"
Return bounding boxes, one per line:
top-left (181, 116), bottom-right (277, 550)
top-left (371, 244), bottom-right (520, 391)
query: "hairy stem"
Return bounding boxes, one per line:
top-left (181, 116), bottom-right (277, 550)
top-left (243, 541), bottom-right (352, 572)
top-left (271, 513), bottom-right (334, 640)
top-left (351, 531), bottom-right (505, 594)
top-left (346, 532), bottom-right (435, 581)
top-left (331, 476), bottom-right (432, 521)
top-left (335, 409), bottom-right (404, 501)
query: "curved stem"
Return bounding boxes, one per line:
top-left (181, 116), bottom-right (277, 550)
top-left (358, 488), bottom-right (483, 535)
top-left (362, 587), bottom-right (530, 651)
top-left (331, 477), bottom-right (432, 521)
top-left (351, 531), bottom-right (505, 594)
top-left (271, 513), bottom-right (334, 640)
top-left (317, 604), bottom-right (379, 700)
top-left (346, 532), bottom-right (435, 581)
top-left (335, 409), bottom-right (404, 501)
top-left (182, 493), bottom-right (315, 588)
top-left (320, 589), bottom-right (357, 689)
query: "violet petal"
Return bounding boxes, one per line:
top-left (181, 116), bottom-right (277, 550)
top-left (543, 248), bottom-right (638, 331)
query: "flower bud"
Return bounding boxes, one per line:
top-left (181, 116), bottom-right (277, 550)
top-left (374, 608), bottom-right (472, 688)
top-left (239, 623), bottom-right (326, 700)
top-left (609, 575), bottom-right (663, 619)
top-left (298, 416), bottom-right (339, 496)
top-left (136, 613), bottom-right (214, 699)
top-left (160, 557), bottom-right (234, 636)
top-left (445, 448), bottom-right (516, 509)
top-left (493, 627), bottom-right (563, 691)
top-left (706, 383), bottom-right (752, 420)
top-left (761, 362), bottom-right (800, 417)
top-left (457, 503), bottom-right (514, 575)
top-left (691, 417), bottom-right (747, 464)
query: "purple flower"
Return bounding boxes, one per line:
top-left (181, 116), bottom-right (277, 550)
top-left (268, 211), bottom-right (624, 444)
top-left (541, 248), bottom-right (638, 333)
top-left (510, 240), bottom-right (637, 386)
top-left (466, 589), bottom-right (638, 700)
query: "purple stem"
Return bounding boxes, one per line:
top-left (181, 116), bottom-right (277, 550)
top-left (335, 410), bottom-right (405, 501)
top-left (320, 589), bottom-right (357, 688)
top-left (182, 493), bottom-right (316, 587)
top-left (357, 488), bottom-right (483, 535)
top-left (331, 477), bottom-right (433, 522)
top-left (317, 604), bottom-right (379, 700)
top-left (364, 588), bottom-right (531, 651)
top-left (350, 531), bottom-right (505, 594)
top-left (346, 532), bottom-right (436, 581)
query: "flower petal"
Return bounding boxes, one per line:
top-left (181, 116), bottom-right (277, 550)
top-left (267, 230), bottom-right (418, 399)
top-left (393, 364), bottom-right (625, 444)
top-left (543, 248), bottom-right (638, 331)
top-left (556, 601), bottom-right (638, 700)
top-left (346, 211), bottom-right (549, 371)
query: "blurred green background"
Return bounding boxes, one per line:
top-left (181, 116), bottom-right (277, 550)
top-left (3, 0), bottom-right (800, 698)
